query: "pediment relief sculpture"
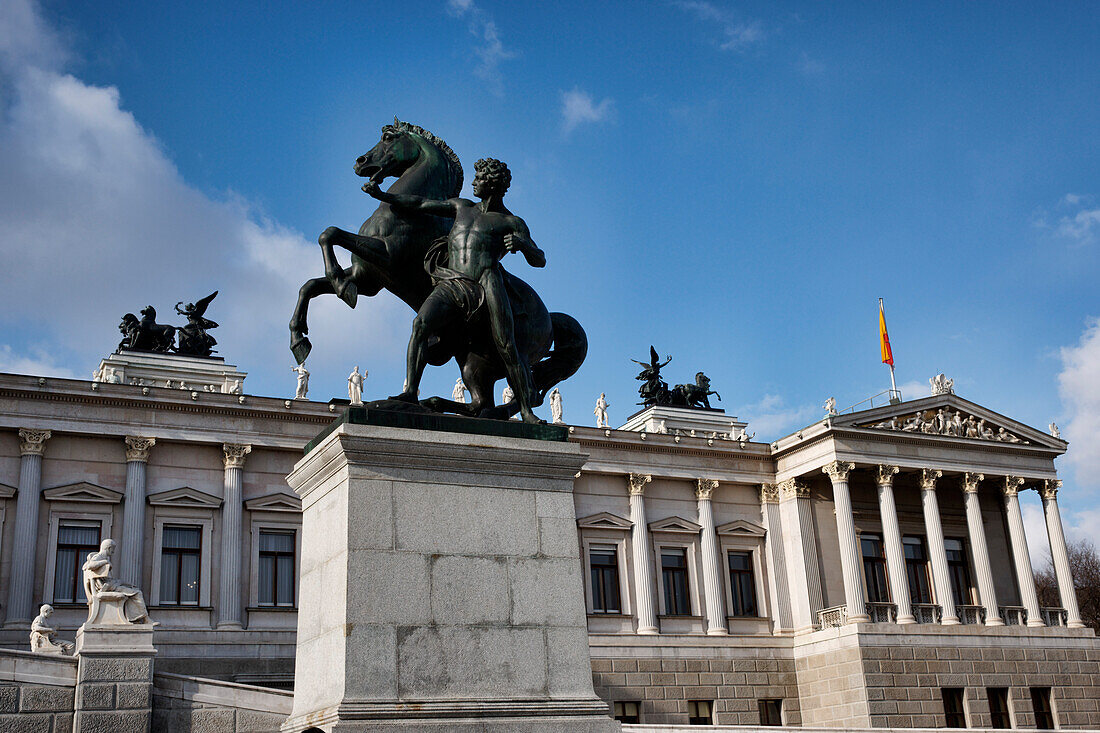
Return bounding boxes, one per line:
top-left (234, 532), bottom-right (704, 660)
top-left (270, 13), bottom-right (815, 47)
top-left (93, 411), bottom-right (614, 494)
top-left (859, 407), bottom-right (1027, 445)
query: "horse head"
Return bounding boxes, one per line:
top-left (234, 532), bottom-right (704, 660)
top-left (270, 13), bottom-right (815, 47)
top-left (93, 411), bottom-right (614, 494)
top-left (354, 117), bottom-right (463, 197)
top-left (140, 305), bottom-right (156, 324)
top-left (695, 372), bottom-right (710, 389)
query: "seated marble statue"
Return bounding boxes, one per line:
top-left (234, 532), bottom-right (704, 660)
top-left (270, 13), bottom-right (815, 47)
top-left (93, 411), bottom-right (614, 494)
top-left (30, 604), bottom-right (73, 654)
top-left (81, 538), bottom-right (152, 625)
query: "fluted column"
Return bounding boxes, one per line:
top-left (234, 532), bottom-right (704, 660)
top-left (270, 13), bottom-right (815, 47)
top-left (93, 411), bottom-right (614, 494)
top-left (760, 484), bottom-right (792, 634)
top-left (119, 436), bottom-right (155, 588)
top-left (876, 465), bottom-right (914, 624)
top-left (628, 473), bottom-right (659, 635)
top-left (1040, 480), bottom-right (1083, 628)
top-left (4, 429), bottom-right (51, 627)
top-left (695, 478), bottom-right (727, 635)
top-left (920, 469), bottom-right (959, 624)
top-left (823, 461), bottom-right (868, 623)
top-left (778, 479), bottom-right (822, 631)
top-left (218, 443), bottom-right (250, 629)
top-left (1003, 476), bottom-right (1043, 626)
top-left (962, 473), bottom-right (1003, 626)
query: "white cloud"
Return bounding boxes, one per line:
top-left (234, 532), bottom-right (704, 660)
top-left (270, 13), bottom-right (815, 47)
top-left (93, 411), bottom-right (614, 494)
top-left (1034, 193), bottom-right (1100, 246)
top-left (675, 1), bottom-right (765, 53)
top-left (895, 379), bottom-right (929, 402)
top-left (0, 344), bottom-right (78, 379)
top-left (0, 0), bottom-right (401, 396)
top-left (561, 88), bottom-right (614, 133)
top-left (447, 0), bottom-right (514, 95)
top-left (736, 393), bottom-right (819, 440)
top-left (1057, 317), bottom-right (1100, 488)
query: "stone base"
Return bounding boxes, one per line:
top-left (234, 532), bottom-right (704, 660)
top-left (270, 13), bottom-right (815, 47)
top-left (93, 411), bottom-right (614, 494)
top-left (282, 421), bottom-right (618, 733)
top-left (74, 622), bottom-right (156, 733)
top-left (619, 404), bottom-right (747, 437)
top-left (94, 350), bottom-right (246, 393)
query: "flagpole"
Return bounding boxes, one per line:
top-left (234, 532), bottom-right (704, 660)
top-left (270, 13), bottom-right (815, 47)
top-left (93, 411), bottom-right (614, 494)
top-left (879, 297), bottom-right (899, 402)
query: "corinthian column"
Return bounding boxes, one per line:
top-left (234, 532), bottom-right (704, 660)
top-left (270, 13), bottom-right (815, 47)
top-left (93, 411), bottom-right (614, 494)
top-left (876, 465), bottom-right (913, 624)
top-left (920, 469), bottom-right (958, 624)
top-left (218, 443), bottom-right (251, 629)
top-left (695, 478), bottom-right (727, 635)
top-left (1040, 480), bottom-right (1083, 628)
top-left (628, 473), bottom-right (659, 634)
top-left (760, 484), bottom-right (792, 633)
top-left (823, 461), bottom-right (868, 623)
top-left (778, 478), bottom-right (822, 631)
top-left (4, 429), bottom-right (51, 627)
top-left (1003, 476), bottom-right (1043, 626)
top-left (962, 473), bottom-right (1002, 626)
top-left (119, 436), bottom-right (155, 588)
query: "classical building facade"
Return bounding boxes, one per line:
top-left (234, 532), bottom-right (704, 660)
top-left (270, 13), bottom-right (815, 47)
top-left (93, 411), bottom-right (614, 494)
top-left (1, 368), bottom-right (1097, 728)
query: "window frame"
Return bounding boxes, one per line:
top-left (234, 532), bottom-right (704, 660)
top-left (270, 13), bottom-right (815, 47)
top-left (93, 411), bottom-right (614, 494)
top-left (717, 526), bottom-right (768, 622)
top-left (687, 699), bottom-right (714, 725)
top-left (903, 535), bottom-right (933, 605)
top-left (579, 532), bottom-right (631, 616)
top-left (650, 533), bottom-right (702, 618)
top-left (42, 509), bottom-right (113, 605)
top-left (257, 528), bottom-right (297, 608)
top-left (613, 701), bottom-right (640, 724)
top-left (987, 687), bottom-right (1012, 730)
top-left (944, 536), bottom-right (976, 606)
top-left (150, 513), bottom-right (213, 607)
top-left (758, 698), bottom-right (783, 726)
top-left (860, 532), bottom-right (890, 604)
top-left (1029, 687), bottom-right (1055, 730)
top-left (659, 545), bottom-right (692, 616)
top-left (726, 549), bottom-right (759, 617)
top-left (249, 519), bottom-right (301, 609)
top-left (942, 687), bottom-right (967, 728)
top-left (157, 524), bottom-right (204, 606)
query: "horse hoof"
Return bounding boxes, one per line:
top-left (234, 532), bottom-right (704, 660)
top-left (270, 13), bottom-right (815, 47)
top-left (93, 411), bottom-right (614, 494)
top-left (337, 281), bottom-right (358, 308)
top-left (290, 337), bottom-right (312, 365)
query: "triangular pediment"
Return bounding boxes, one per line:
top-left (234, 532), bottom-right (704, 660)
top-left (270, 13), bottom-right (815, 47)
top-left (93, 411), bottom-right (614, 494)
top-left (244, 492), bottom-right (302, 513)
top-left (0, 482), bottom-right (15, 499)
top-left (43, 482), bottom-right (123, 504)
top-left (716, 519), bottom-right (766, 537)
top-left (649, 515), bottom-right (702, 534)
top-left (577, 512), bottom-right (633, 531)
top-left (831, 393), bottom-right (1065, 451)
top-left (147, 486), bottom-right (222, 508)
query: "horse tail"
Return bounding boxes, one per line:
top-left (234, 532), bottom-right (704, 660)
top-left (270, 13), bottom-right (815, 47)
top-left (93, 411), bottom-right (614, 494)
top-left (531, 313), bottom-right (587, 400)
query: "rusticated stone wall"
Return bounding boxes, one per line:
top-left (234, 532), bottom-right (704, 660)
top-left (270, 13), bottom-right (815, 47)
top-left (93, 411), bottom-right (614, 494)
top-left (0, 681), bottom-right (75, 731)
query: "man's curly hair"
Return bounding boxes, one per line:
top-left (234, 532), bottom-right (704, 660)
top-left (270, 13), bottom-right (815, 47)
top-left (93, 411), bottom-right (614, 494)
top-left (474, 158), bottom-right (511, 194)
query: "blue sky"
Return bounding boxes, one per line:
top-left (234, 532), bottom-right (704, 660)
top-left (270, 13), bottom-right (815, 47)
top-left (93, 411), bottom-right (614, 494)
top-left (1, 1), bottom-right (1099, 556)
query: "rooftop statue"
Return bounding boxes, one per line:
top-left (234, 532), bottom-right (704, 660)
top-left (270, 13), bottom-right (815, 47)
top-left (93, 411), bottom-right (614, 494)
top-left (118, 306), bottom-right (176, 353)
top-left (632, 346), bottom-right (722, 411)
top-left (175, 291), bottom-right (219, 356)
top-left (289, 118), bottom-right (587, 423)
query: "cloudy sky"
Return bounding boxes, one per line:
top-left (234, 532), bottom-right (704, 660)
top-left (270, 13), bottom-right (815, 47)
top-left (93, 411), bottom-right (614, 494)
top-left (1, 1), bottom-right (1098, 563)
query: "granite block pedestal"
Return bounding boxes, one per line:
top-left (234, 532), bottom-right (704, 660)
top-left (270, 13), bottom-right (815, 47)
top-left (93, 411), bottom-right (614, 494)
top-left (281, 412), bottom-right (619, 732)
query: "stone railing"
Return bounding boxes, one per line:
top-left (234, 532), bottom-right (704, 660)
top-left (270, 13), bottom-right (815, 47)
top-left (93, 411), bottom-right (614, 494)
top-left (911, 603), bottom-right (942, 625)
top-left (1000, 606), bottom-right (1027, 626)
top-left (1042, 607), bottom-right (1068, 627)
top-left (865, 602), bottom-right (897, 623)
top-left (957, 604), bottom-right (986, 625)
top-left (817, 605), bottom-right (848, 629)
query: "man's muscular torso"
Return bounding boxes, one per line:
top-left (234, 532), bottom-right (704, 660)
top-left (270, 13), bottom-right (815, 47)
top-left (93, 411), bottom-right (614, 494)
top-left (445, 200), bottom-right (525, 280)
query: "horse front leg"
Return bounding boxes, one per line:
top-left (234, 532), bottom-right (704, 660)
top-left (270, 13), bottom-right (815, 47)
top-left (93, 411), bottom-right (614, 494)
top-left (318, 227), bottom-right (390, 308)
top-left (289, 275), bottom-right (336, 364)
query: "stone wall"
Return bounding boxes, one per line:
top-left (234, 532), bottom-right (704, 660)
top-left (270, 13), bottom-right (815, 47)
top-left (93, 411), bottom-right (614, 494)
top-left (0, 648), bottom-right (77, 732)
top-left (794, 643), bottom-right (870, 727)
top-left (152, 672), bottom-right (291, 732)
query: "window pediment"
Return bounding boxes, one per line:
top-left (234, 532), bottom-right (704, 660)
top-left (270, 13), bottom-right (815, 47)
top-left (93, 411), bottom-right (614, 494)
top-left (0, 482), bottom-right (15, 499)
top-left (649, 516), bottom-right (702, 534)
top-left (43, 481), bottom-right (122, 504)
top-left (716, 519), bottom-right (766, 537)
top-left (147, 486), bottom-right (223, 508)
top-left (577, 512), bottom-right (633, 531)
top-left (244, 492), bottom-right (302, 513)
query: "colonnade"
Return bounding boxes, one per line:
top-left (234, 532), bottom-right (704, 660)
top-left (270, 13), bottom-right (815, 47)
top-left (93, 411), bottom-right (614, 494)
top-left (2, 428), bottom-right (253, 629)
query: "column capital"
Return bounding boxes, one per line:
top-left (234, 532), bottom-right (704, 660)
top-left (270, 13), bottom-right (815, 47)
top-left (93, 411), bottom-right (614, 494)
top-left (823, 461), bottom-right (855, 482)
top-left (695, 478), bottom-right (719, 500)
top-left (1003, 475), bottom-right (1025, 497)
top-left (919, 468), bottom-right (942, 491)
top-left (627, 473), bottom-right (652, 496)
top-left (778, 478), bottom-right (810, 500)
top-left (1041, 479), bottom-right (1062, 500)
top-left (760, 483), bottom-right (780, 504)
top-left (18, 428), bottom-right (51, 456)
top-left (223, 443), bottom-right (252, 469)
top-left (876, 464), bottom-right (900, 486)
top-left (962, 472), bottom-right (985, 493)
top-left (124, 436), bottom-right (156, 462)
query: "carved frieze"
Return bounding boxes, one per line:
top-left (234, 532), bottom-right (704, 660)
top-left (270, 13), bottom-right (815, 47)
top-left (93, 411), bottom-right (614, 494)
top-left (858, 407), bottom-right (1027, 444)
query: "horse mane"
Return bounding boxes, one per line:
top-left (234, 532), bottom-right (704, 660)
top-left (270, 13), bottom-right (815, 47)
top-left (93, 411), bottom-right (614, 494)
top-left (389, 117), bottom-right (464, 198)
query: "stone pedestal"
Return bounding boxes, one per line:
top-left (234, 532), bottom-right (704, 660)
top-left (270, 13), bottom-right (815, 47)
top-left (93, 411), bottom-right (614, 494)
top-left (618, 404), bottom-right (747, 437)
top-left (73, 622), bottom-right (156, 733)
top-left (282, 412), bottom-right (619, 732)
top-left (94, 350), bottom-right (246, 393)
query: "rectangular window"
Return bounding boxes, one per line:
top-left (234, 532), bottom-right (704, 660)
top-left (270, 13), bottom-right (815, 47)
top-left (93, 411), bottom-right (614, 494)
top-left (988, 688), bottom-right (1011, 729)
top-left (159, 525), bottom-right (202, 605)
top-left (861, 534), bottom-right (890, 603)
top-left (758, 699), bottom-right (782, 726)
top-left (589, 546), bottom-right (622, 614)
top-left (661, 548), bottom-right (690, 616)
top-left (1030, 687), bottom-right (1054, 730)
top-left (945, 538), bottom-right (975, 606)
top-left (904, 536), bottom-right (933, 604)
top-left (727, 550), bottom-right (758, 616)
top-left (942, 688), bottom-right (967, 728)
top-left (613, 701), bottom-right (640, 724)
top-left (53, 521), bottom-right (101, 603)
top-left (688, 700), bottom-right (713, 725)
top-left (258, 530), bottom-right (296, 607)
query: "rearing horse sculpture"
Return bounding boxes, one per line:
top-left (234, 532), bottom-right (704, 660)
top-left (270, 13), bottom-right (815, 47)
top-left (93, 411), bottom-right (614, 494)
top-left (289, 119), bottom-right (587, 418)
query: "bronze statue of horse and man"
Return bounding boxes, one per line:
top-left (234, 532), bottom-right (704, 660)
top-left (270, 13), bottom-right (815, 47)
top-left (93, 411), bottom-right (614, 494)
top-left (288, 119), bottom-right (587, 423)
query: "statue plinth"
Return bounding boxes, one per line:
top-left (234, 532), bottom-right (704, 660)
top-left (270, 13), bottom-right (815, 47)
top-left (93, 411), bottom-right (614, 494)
top-left (620, 404), bottom-right (748, 437)
top-left (74, 620), bottom-right (156, 733)
top-left (282, 419), bottom-right (618, 732)
top-left (94, 350), bottom-right (246, 393)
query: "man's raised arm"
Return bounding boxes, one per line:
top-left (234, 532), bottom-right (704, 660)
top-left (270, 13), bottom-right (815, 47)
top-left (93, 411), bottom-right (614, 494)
top-left (362, 180), bottom-right (457, 217)
top-left (504, 219), bottom-right (546, 268)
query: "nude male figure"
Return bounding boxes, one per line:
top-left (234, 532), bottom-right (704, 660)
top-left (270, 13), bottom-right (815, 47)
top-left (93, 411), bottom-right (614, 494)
top-left (364, 158), bottom-right (545, 423)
